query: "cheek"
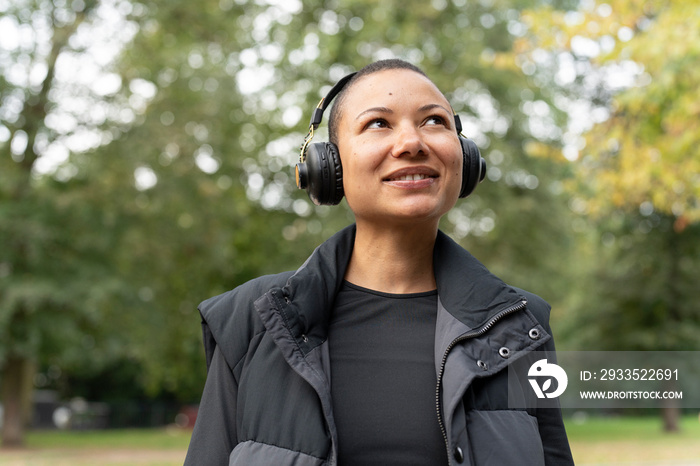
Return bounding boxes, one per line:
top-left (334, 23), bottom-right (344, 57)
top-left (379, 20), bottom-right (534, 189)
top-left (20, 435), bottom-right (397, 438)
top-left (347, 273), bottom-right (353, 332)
top-left (439, 137), bottom-right (462, 174)
top-left (449, 148), bottom-right (462, 179)
top-left (343, 145), bottom-right (379, 177)
top-left (341, 153), bottom-right (365, 193)
top-left (447, 148), bottom-right (463, 197)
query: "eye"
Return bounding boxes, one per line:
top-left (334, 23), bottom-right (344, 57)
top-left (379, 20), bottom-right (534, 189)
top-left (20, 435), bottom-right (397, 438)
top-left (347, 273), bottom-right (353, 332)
top-left (365, 118), bottom-right (389, 130)
top-left (425, 115), bottom-right (447, 127)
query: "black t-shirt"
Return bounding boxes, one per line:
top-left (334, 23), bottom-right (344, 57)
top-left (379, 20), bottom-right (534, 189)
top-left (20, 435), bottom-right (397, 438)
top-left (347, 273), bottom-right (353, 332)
top-left (328, 281), bottom-right (449, 465)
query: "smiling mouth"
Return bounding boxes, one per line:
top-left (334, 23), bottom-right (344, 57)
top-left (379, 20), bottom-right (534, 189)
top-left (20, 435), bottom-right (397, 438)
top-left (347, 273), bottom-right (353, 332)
top-left (383, 170), bottom-right (439, 182)
top-left (386, 173), bottom-right (436, 182)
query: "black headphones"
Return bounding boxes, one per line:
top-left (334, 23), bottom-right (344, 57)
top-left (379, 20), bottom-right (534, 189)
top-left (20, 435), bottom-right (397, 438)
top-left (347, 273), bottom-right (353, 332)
top-left (295, 72), bottom-right (486, 206)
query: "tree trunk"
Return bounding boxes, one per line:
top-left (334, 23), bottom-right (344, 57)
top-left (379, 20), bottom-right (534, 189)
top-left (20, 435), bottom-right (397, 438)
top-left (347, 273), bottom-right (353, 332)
top-left (660, 377), bottom-right (681, 432)
top-left (660, 226), bottom-right (681, 434)
top-left (661, 402), bottom-right (680, 432)
top-left (1, 355), bottom-right (36, 448)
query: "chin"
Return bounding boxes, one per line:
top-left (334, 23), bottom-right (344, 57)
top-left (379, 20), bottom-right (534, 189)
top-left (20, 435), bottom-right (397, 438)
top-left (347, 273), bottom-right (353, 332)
top-left (350, 191), bottom-right (459, 224)
top-left (372, 203), bottom-right (453, 226)
top-left (400, 195), bottom-right (457, 216)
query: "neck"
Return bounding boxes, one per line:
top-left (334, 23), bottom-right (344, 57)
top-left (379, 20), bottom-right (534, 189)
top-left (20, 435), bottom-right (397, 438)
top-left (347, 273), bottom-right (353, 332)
top-left (344, 221), bottom-right (439, 294)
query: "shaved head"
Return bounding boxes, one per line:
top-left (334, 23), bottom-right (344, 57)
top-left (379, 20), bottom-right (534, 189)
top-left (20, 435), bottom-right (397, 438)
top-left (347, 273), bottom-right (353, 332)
top-left (328, 59), bottom-right (428, 146)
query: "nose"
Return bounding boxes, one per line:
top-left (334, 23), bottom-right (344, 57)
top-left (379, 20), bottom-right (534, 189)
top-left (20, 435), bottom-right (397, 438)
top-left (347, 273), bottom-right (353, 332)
top-left (391, 122), bottom-right (427, 158)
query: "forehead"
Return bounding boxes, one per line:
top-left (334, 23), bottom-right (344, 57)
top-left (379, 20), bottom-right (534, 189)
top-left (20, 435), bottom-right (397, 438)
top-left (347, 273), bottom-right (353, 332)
top-left (341, 69), bottom-right (449, 114)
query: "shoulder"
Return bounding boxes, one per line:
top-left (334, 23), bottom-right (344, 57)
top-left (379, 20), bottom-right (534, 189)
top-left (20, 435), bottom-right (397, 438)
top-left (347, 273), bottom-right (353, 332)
top-left (510, 286), bottom-right (551, 328)
top-left (198, 271), bottom-right (294, 369)
top-left (199, 271), bottom-right (294, 316)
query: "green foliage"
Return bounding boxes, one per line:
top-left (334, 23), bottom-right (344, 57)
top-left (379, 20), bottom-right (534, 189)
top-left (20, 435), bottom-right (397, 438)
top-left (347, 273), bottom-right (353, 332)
top-left (1, 0), bottom-right (578, 412)
top-left (516, 1), bottom-right (700, 221)
top-left (509, 0), bottom-right (700, 354)
top-left (560, 214), bottom-right (700, 351)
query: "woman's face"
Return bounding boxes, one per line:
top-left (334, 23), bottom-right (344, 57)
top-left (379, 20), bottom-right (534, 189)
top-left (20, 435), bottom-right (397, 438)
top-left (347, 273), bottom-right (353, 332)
top-left (336, 69), bottom-right (463, 227)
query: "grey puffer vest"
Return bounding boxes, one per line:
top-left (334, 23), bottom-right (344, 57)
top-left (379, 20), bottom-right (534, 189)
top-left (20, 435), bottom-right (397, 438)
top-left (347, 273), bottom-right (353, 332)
top-left (185, 225), bottom-right (574, 465)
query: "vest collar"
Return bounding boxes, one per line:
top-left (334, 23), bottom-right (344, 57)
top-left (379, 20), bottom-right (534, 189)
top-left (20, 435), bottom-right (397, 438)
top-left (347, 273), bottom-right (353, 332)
top-left (272, 224), bottom-right (523, 353)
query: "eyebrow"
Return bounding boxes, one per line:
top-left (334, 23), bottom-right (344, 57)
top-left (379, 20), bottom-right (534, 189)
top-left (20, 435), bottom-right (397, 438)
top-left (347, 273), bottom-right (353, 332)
top-left (355, 107), bottom-right (393, 120)
top-left (418, 104), bottom-right (452, 115)
top-left (354, 104), bottom-right (453, 121)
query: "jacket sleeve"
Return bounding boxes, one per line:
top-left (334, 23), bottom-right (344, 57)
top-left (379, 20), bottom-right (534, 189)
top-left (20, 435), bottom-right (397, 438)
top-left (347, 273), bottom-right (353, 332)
top-left (515, 288), bottom-right (574, 465)
top-left (184, 344), bottom-right (238, 465)
top-left (537, 404), bottom-right (574, 465)
top-left (536, 320), bottom-right (575, 465)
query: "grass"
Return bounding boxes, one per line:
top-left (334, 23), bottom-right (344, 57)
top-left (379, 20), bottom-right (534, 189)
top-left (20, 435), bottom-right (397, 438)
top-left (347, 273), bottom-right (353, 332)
top-left (1, 415), bottom-right (699, 465)
top-left (24, 427), bottom-right (191, 449)
top-left (1, 427), bottom-right (190, 466)
top-left (565, 414), bottom-right (700, 464)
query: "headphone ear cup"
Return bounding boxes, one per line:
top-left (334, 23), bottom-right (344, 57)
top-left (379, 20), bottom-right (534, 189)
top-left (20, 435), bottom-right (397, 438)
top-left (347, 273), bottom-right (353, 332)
top-left (301, 142), bottom-right (344, 206)
top-left (459, 137), bottom-right (486, 198)
top-left (325, 142), bottom-right (344, 205)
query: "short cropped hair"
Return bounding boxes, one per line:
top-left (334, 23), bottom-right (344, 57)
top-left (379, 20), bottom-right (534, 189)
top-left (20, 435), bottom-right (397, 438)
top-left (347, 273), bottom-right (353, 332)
top-left (327, 59), bottom-right (428, 147)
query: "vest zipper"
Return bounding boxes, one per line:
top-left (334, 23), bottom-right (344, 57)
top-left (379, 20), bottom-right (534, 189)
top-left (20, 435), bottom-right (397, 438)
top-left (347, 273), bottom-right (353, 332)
top-left (435, 299), bottom-right (527, 465)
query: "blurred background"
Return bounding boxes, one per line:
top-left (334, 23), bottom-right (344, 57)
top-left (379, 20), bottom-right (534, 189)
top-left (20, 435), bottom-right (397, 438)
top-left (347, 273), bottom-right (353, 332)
top-left (1, 0), bottom-right (699, 463)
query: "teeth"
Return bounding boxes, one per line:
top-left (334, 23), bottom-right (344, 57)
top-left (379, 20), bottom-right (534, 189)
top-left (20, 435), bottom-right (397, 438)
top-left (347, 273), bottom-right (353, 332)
top-left (395, 174), bottom-right (427, 181)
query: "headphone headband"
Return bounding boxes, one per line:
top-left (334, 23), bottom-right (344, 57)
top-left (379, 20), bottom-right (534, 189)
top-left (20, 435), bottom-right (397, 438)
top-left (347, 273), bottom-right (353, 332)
top-left (454, 113), bottom-right (463, 134)
top-left (309, 72), bottom-right (357, 130)
top-left (300, 72), bottom-right (357, 164)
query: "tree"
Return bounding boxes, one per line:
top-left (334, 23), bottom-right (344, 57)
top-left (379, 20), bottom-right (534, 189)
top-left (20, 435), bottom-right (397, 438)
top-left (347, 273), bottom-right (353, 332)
top-left (0, 0), bottom-right (126, 446)
top-left (517, 0), bottom-right (700, 220)
top-left (1, 0), bottom-right (349, 444)
top-left (511, 0), bottom-right (700, 430)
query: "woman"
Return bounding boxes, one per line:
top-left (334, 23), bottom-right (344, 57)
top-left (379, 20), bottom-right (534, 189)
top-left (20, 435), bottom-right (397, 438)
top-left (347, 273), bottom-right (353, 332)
top-left (185, 59), bottom-right (574, 465)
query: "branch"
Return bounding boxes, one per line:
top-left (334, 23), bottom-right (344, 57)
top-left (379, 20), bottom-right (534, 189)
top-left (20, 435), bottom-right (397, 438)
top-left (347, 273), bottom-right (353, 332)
top-left (16, 1), bottom-right (99, 177)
